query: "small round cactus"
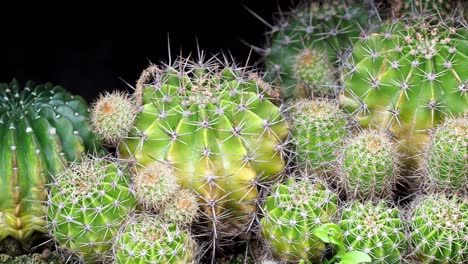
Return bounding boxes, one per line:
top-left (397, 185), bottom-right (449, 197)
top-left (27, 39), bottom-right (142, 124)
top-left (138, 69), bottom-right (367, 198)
top-left (132, 161), bottom-right (181, 211)
top-left (113, 214), bottom-right (198, 264)
top-left (340, 201), bottom-right (407, 263)
top-left (161, 189), bottom-right (200, 225)
top-left (338, 130), bottom-right (400, 201)
top-left (90, 90), bottom-right (139, 144)
top-left (421, 116), bottom-right (468, 194)
top-left (47, 156), bottom-right (137, 263)
top-left (289, 98), bottom-right (350, 180)
top-left (260, 177), bottom-right (338, 262)
top-left (408, 194), bottom-right (468, 263)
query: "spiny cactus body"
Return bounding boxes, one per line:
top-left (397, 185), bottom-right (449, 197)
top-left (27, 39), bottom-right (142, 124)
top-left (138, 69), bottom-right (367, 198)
top-left (340, 201), bottom-right (407, 263)
top-left (339, 15), bottom-right (468, 167)
top-left (161, 189), bottom-right (199, 225)
top-left (47, 157), bottom-right (136, 263)
top-left (0, 80), bottom-right (100, 243)
top-left (338, 130), bottom-right (399, 201)
top-left (408, 194), bottom-right (468, 263)
top-left (263, 0), bottom-right (379, 99)
top-left (260, 178), bottom-right (338, 262)
top-left (113, 215), bottom-right (198, 264)
top-left (116, 55), bottom-right (289, 252)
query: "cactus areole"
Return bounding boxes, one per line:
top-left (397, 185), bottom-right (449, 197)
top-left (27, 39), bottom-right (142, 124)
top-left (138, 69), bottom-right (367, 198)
top-left (0, 80), bottom-right (100, 242)
top-left (339, 15), bottom-right (468, 167)
top-left (118, 56), bottom-right (289, 241)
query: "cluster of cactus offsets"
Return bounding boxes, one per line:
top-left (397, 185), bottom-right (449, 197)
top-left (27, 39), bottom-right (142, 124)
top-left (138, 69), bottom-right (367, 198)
top-left (47, 156), bottom-right (137, 263)
top-left (289, 98), bottom-right (350, 180)
top-left (113, 214), bottom-right (198, 264)
top-left (338, 130), bottom-right (400, 201)
top-left (339, 14), bottom-right (468, 168)
top-left (340, 201), bottom-right (407, 263)
top-left (0, 80), bottom-right (100, 243)
top-left (261, 0), bottom-right (380, 99)
top-left (259, 177), bottom-right (338, 262)
top-left (421, 116), bottom-right (467, 194)
top-left (407, 194), bottom-right (468, 263)
top-left (117, 55), bottom-right (289, 249)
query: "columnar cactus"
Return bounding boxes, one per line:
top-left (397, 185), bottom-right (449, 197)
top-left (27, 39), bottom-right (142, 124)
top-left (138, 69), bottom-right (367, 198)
top-left (408, 194), bottom-right (468, 263)
top-left (262, 0), bottom-right (380, 99)
top-left (338, 130), bottom-right (400, 201)
top-left (0, 80), bottom-right (100, 243)
top-left (113, 214), bottom-right (198, 264)
top-left (116, 55), bottom-right (289, 253)
top-left (340, 201), bottom-right (407, 263)
top-left (289, 99), bottom-right (350, 180)
top-left (47, 156), bottom-right (137, 263)
top-left (339, 14), bottom-right (468, 167)
top-left (259, 177), bottom-right (338, 262)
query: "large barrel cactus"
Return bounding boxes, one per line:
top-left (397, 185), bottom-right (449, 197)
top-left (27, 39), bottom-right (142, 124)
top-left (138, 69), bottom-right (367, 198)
top-left (339, 15), bottom-right (468, 167)
top-left (117, 56), bottom-right (289, 253)
top-left (0, 80), bottom-right (100, 243)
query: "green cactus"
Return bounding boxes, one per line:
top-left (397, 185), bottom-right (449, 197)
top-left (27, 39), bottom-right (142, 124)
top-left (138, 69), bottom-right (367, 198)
top-left (339, 14), bottom-right (468, 168)
top-left (338, 130), bottom-right (399, 201)
top-left (290, 99), bottom-right (350, 180)
top-left (113, 214), bottom-right (198, 264)
top-left (116, 56), bottom-right (289, 252)
top-left (339, 201), bottom-right (407, 263)
top-left (0, 80), bottom-right (100, 244)
top-left (161, 189), bottom-right (200, 225)
top-left (47, 156), bottom-right (137, 263)
top-left (408, 194), bottom-right (468, 263)
top-left (259, 177), bottom-right (338, 262)
top-left (261, 0), bottom-right (380, 99)
top-left (421, 116), bottom-right (467, 194)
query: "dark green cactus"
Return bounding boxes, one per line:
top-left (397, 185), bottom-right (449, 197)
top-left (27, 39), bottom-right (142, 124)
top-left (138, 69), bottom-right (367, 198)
top-left (0, 80), bottom-right (100, 243)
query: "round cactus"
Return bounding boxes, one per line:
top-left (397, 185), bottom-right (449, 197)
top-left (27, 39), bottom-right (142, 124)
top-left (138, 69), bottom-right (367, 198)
top-left (0, 80), bottom-right (101, 243)
top-left (117, 55), bottom-right (289, 252)
top-left (408, 194), bottom-right (468, 263)
top-left (260, 177), bottom-right (338, 262)
top-left (47, 156), bottom-right (137, 263)
top-left (339, 14), bottom-right (468, 168)
top-left (421, 115), bottom-right (467, 194)
top-left (262, 0), bottom-right (380, 99)
top-left (113, 214), bottom-right (198, 264)
top-left (340, 201), bottom-right (407, 263)
top-left (161, 189), bottom-right (200, 225)
top-left (90, 90), bottom-right (139, 145)
top-left (289, 98), bottom-right (350, 180)
top-left (338, 130), bottom-right (400, 201)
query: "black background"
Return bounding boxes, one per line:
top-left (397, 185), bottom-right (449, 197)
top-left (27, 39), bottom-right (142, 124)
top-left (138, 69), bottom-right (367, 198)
top-left (0, 1), bottom-right (294, 104)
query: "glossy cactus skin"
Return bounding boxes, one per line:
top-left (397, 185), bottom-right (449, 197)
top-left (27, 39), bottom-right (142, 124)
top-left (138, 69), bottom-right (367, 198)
top-left (113, 215), bottom-right (198, 264)
top-left (421, 116), bottom-right (467, 194)
top-left (408, 194), bottom-right (468, 263)
top-left (118, 57), bottom-right (289, 251)
top-left (264, 0), bottom-right (379, 99)
top-left (340, 201), bottom-right (407, 263)
top-left (339, 15), bottom-right (468, 167)
top-left (47, 157), bottom-right (137, 263)
top-left (290, 99), bottom-right (349, 180)
top-left (260, 178), bottom-right (338, 262)
top-left (338, 130), bottom-right (399, 201)
top-left (0, 80), bottom-right (100, 243)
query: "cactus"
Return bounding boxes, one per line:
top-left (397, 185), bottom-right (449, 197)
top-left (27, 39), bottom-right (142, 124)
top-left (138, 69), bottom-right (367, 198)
top-left (339, 201), bottom-right (407, 263)
top-left (260, 0), bottom-right (380, 99)
top-left (113, 214), bottom-right (198, 264)
top-left (47, 156), bottom-right (137, 263)
top-left (388, 0), bottom-right (465, 19)
top-left (259, 177), bottom-right (338, 262)
top-left (339, 14), bottom-right (468, 168)
top-left (0, 80), bottom-right (100, 244)
top-left (115, 55), bottom-right (289, 254)
top-left (338, 130), bottom-right (400, 201)
top-left (421, 115), bottom-right (468, 194)
top-left (289, 98), bottom-right (350, 180)
top-left (161, 189), bottom-right (200, 225)
top-left (408, 194), bottom-right (468, 263)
